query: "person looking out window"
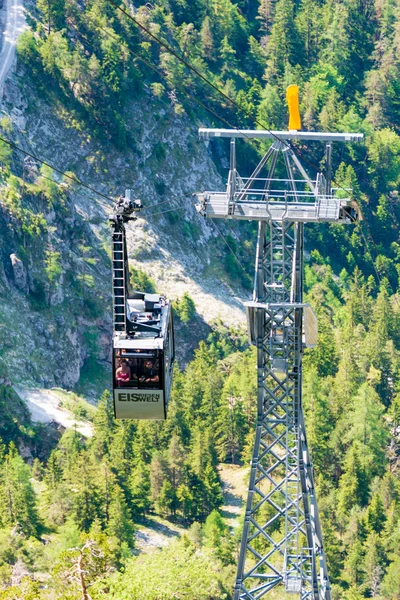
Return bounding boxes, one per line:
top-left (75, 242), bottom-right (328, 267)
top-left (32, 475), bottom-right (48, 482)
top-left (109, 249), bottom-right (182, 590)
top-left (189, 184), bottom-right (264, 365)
top-left (116, 360), bottom-right (131, 386)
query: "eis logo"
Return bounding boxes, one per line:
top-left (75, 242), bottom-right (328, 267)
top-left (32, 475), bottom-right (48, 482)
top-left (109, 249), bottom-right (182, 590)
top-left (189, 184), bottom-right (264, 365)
top-left (118, 393), bottom-right (160, 403)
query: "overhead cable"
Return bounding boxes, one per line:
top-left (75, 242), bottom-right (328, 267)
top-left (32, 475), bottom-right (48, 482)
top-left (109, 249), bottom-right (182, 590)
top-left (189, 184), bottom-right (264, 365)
top-left (106, 0), bottom-right (365, 201)
top-left (107, 0), bottom-right (288, 146)
top-left (141, 205), bottom-right (186, 217)
top-left (0, 135), bottom-right (115, 203)
top-left (90, 19), bottom-right (257, 140)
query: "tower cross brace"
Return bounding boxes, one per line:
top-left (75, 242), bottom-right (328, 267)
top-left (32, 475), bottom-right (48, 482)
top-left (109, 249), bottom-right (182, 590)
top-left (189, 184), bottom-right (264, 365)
top-left (195, 128), bottom-right (363, 600)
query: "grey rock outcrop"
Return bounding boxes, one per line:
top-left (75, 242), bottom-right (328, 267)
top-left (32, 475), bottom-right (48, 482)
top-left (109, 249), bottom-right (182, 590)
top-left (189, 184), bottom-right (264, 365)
top-left (10, 254), bottom-right (28, 293)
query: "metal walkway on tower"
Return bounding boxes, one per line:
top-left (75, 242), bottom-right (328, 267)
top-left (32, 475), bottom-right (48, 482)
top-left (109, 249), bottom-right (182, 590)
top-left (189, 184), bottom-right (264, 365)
top-left (195, 125), bottom-right (363, 600)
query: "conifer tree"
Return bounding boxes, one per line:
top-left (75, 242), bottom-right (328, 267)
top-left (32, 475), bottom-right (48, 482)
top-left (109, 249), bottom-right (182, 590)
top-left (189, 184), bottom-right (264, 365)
top-left (158, 479), bottom-right (179, 517)
top-left (93, 390), bottom-right (115, 459)
top-left (106, 485), bottom-right (135, 547)
top-left (365, 493), bottom-right (386, 534)
top-left (337, 443), bottom-right (369, 521)
top-left (343, 540), bottom-right (364, 587)
top-left (203, 509), bottom-right (234, 564)
top-left (381, 556), bottom-right (400, 599)
top-left (214, 390), bottom-right (245, 464)
top-left (70, 452), bottom-right (102, 532)
top-left (168, 431), bottom-right (185, 491)
top-left (303, 369), bottom-right (334, 473)
top-left (257, 0), bottom-right (275, 37)
top-left (97, 460), bottom-right (116, 526)
top-left (150, 451), bottom-right (170, 506)
top-left (345, 384), bottom-right (388, 477)
top-left (200, 16), bottom-right (214, 59)
top-left (130, 421), bottom-right (154, 466)
top-left (37, 0), bottom-right (65, 33)
top-left (129, 460), bottom-right (151, 517)
top-left (203, 461), bottom-right (224, 510)
top-left (0, 448), bottom-right (42, 537)
top-left (45, 450), bottom-right (63, 490)
top-left (108, 420), bottom-right (137, 489)
top-left (264, 0), bottom-right (303, 80)
top-left (362, 532), bottom-right (386, 597)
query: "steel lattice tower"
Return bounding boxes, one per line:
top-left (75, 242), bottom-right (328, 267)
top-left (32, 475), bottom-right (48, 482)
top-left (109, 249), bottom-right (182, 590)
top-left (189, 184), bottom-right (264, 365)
top-left (195, 128), bottom-right (363, 600)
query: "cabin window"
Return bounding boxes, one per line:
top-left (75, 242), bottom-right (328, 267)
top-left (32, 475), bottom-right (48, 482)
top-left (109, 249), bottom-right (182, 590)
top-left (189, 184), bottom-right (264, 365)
top-left (114, 350), bottom-right (161, 389)
top-left (169, 328), bottom-right (175, 362)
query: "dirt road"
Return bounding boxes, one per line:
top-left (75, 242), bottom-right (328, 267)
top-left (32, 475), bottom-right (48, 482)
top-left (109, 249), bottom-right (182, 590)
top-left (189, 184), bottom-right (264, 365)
top-left (0, 0), bottom-right (27, 94)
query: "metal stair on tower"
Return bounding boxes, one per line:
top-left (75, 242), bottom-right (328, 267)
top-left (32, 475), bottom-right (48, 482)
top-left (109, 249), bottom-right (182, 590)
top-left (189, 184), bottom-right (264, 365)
top-left (112, 229), bottom-right (127, 332)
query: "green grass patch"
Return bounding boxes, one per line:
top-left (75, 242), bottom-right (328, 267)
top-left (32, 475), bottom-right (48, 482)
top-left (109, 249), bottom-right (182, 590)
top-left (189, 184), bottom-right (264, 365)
top-left (51, 388), bottom-right (97, 422)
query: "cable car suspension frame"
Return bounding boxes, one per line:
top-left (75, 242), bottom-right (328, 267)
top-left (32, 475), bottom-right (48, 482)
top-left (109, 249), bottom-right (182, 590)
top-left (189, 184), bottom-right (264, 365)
top-left (110, 191), bottom-right (175, 420)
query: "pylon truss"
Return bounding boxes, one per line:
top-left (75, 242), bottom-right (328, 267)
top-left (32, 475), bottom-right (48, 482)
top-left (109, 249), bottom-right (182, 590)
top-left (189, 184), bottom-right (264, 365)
top-left (197, 130), bottom-right (362, 224)
top-left (194, 129), bottom-right (363, 600)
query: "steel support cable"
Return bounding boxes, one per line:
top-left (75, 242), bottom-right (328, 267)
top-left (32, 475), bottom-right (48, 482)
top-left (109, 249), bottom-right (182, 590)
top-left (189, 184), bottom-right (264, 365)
top-left (2, 141), bottom-right (178, 215)
top-left (107, 0), bottom-right (290, 147)
top-left (88, 17), bottom-right (276, 271)
top-left (107, 0), bottom-right (365, 200)
top-left (140, 198), bottom-right (181, 211)
top-left (144, 205), bottom-right (255, 264)
top-left (2, 11), bottom-right (365, 261)
top-left (4, 22), bottom-right (299, 221)
top-left (17, 163), bottom-right (116, 211)
top-left (0, 133), bottom-right (179, 214)
top-left (107, 0), bottom-right (331, 178)
top-left (66, 17), bottom-right (266, 217)
top-left (0, 135), bottom-right (116, 203)
top-left (89, 18), bottom-right (265, 160)
top-left (3, 5), bottom-right (362, 221)
top-left (0, 114), bottom-right (238, 226)
top-left (70, 15), bottom-right (245, 141)
top-left (137, 204), bottom-right (254, 281)
top-left (81, 20), bottom-right (282, 265)
top-left (140, 205), bottom-right (186, 217)
top-left (71, 7), bottom-right (361, 220)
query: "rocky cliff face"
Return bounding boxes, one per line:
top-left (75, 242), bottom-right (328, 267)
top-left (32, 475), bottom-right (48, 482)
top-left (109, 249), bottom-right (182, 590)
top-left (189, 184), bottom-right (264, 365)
top-left (0, 165), bottom-right (112, 391)
top-left (0, 59), bottom-right (250, 395)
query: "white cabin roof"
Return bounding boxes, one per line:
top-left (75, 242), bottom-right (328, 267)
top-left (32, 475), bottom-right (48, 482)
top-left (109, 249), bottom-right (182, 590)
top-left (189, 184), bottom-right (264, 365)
top-left (114, 335), bottom-right (164, 350)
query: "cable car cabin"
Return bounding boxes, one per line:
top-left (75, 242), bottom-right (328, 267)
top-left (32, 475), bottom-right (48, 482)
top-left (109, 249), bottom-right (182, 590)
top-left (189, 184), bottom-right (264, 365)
top-left (113, 292), bottom-right (174, 420)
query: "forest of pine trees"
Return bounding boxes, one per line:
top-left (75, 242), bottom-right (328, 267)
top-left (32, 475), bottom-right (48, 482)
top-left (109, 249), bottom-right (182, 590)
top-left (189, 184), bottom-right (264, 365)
top-left (0, 271), bottom-right (400, 598)
top-left (0, 0), bottom-right (400, 598)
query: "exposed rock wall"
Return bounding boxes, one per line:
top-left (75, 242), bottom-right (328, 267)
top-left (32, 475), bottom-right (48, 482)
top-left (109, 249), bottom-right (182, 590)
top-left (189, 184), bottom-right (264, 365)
top-left (0, 61), bottom-right (249, 394)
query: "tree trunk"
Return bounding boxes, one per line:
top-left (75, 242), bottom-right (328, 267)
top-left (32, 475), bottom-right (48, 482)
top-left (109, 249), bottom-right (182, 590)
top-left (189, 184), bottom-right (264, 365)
top-left (78, 550), bottom-right (90, 600)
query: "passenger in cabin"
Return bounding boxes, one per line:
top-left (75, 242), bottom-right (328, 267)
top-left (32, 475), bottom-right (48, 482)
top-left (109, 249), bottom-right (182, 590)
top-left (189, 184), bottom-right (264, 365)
top-left (116, 360), bottom-right (131, 386)
top-left (140, 359), bottom-right (159, 385)
top-left (129, 356), bottom-right (142, 381)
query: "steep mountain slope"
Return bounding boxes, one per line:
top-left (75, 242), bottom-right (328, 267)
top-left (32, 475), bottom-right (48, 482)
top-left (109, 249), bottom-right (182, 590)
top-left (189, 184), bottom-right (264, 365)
top-left (0, 50), bottom-right (251, 392)
top-left (1, 0), bottom-right (400, 599)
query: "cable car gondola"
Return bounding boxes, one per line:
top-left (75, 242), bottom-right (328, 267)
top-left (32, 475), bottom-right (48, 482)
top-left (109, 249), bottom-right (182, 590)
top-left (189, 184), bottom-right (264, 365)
top-left (110, 191), bottom-right (175, 419)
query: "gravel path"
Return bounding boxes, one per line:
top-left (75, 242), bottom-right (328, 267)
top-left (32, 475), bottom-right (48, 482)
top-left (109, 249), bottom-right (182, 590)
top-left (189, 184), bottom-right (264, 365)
top-left (0, 0), bottom-right (27, 95)
top-left (15, 387), bottom-right (93, 437)
top-left (218, 463), bottom-right (248, 527)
